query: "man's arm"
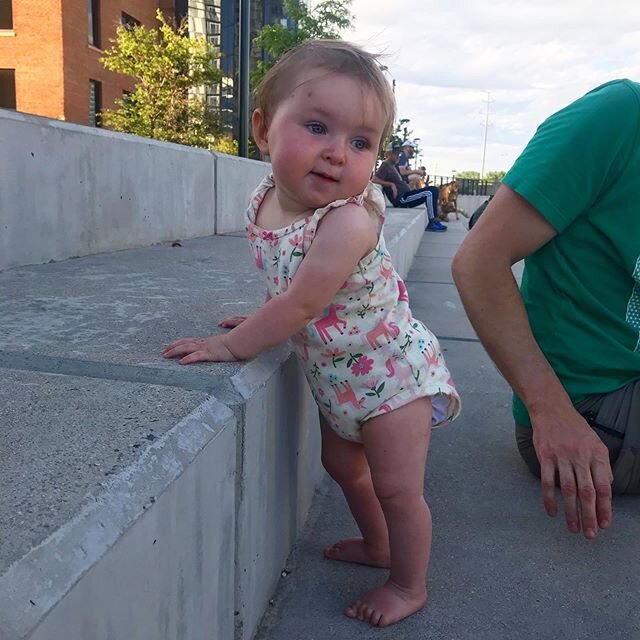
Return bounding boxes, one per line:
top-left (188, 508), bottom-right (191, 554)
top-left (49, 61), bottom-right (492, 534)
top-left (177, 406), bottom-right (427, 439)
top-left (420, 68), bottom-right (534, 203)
top-left (398, 165), bottom-right (423, 178)
top-left (452, 184), bottom-right (613, 539)
top-left (371, 175), bottom-right (397, 199)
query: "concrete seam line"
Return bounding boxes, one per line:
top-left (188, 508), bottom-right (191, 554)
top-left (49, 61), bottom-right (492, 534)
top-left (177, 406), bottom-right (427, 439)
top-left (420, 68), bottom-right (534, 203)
top-left (0, 397), bottom-right (236, 640)
top-left (230, 343), bottom-right (294, 400)
top-left (0, 350), bottom-right (243, 405)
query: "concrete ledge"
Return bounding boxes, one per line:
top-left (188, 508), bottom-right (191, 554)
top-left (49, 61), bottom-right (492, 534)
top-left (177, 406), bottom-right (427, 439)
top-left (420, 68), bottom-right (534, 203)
top-left (0, 110), bottom-right (270, 271)
top-left (0, 181), bottom-right (426, 638)
top-left (0, 380), bottom-right (236, 640)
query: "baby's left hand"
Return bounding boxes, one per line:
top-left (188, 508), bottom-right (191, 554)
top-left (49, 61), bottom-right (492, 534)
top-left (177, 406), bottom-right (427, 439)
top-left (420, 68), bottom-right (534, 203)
top-left (163, 335), bottom-right (238, 365)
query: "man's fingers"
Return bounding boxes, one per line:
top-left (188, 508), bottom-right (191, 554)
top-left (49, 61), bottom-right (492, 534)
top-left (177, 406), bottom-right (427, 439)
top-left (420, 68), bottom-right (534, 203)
top-left (592, 458), bottom-right (613, 530)
top-left (539, 458), bottom-right (558, 518)
top-left (557, 461), bottom-right (580, 534)
top-left (573, 462), bottom-right (598, 539)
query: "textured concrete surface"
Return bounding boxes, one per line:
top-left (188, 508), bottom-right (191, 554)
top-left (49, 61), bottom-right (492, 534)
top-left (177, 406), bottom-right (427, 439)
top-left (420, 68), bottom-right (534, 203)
top-left (255, 219), bottom-right (640, 640)
top-left (0, 201), bottom-right (425, 640)
top-left (0, 369), bottom-right (208, 576)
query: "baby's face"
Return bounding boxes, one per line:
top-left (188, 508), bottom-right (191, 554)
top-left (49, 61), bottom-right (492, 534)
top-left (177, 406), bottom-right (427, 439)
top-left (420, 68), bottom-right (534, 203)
top-left (259, 69), bottom-right (387, 214)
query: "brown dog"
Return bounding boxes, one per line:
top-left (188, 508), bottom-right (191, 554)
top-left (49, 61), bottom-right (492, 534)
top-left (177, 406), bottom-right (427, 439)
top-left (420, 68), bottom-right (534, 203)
top-left (438, 180), bottom-right (459, 221)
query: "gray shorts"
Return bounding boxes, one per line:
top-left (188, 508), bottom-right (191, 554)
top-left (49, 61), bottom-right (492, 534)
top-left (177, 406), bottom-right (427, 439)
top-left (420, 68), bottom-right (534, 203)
top-left (515, 378), bottom-right (640, 495)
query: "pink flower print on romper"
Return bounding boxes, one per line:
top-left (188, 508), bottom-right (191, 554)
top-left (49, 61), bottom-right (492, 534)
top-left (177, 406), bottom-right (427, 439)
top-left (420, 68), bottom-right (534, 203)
top-left (351, 355), bottom-right (374, 377)
top-left (288, 233), bottom-right (304, 262)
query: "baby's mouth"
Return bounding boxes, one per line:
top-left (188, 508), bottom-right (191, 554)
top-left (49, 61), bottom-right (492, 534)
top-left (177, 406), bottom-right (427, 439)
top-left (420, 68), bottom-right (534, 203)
top-left (311, 171), bottom-right (339, 182)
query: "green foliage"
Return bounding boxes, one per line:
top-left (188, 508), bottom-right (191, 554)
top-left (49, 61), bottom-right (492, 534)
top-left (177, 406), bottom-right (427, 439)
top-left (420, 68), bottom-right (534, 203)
top-left (380, 118), bottom-right (420, 161)
top-left (101, 11), bottom-right (226, 149)
top-left (251, 0), bottom-right (354, 87)
top-left (455, 170), bottom-right (505, 182)
top-left (484, 170), bottom-right (506, 183)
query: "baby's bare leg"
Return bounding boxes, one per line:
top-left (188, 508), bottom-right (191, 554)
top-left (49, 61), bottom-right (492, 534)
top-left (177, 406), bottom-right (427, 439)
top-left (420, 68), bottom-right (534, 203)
top-left (319, 414), bottom-right (390, 568)
top-left (346, 397), bottom-right (432, 627)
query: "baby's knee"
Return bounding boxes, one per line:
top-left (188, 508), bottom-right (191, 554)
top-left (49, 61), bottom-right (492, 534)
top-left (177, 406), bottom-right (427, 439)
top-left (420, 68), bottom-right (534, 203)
top-left (373, 475), bottom-right (425, 509)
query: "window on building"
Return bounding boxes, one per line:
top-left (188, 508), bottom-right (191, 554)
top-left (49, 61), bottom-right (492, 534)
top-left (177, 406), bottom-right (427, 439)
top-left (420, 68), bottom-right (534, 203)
top-left (0, 0), bottom-right (13, 30)
top-left (0, 69), bottom-right (16, 109)
top-left (88, 0), bottom-right (100, 47)
top-left (89, 79), bottom-right (102, 126)
top-left (121, 12), bottom-right (141, 29)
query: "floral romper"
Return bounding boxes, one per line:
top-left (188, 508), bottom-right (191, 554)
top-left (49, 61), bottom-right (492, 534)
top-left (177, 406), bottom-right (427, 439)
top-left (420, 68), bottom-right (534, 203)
top-left (246, 174), bottom-right (461, 443)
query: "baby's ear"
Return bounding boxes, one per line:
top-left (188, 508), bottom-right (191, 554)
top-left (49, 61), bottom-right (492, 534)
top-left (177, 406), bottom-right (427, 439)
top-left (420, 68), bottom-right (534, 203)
top-left (252, 109), bottom-right (270, 154)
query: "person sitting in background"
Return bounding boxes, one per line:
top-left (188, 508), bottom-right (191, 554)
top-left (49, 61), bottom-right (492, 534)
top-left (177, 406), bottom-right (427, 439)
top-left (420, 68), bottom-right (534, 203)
top-left (373, 144), bottom-right (446, 232)
top-left (397, 140), bottom-right (428, 189)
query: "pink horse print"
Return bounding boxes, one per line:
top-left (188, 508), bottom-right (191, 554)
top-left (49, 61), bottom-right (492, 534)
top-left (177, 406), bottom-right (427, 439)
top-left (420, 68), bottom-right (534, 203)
top-left (331, 380), bottom-right (365, 409)
top-left (423, 341), bottom-right (440, 367)
top-left (385, 355), bottom-right (414, 386)
top-left (397, 279), bottom-right (409, 303)
top-left (254, 245), bottom-right (264, 270)
top-left (365, 319), bottom-right (400, 349)
top-left (313, 303), bottom-right (347, 344)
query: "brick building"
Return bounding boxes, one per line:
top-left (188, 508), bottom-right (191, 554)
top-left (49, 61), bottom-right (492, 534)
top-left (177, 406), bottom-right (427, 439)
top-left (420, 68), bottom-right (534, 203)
top-left (0, 0), bottom-right (182, 126)
top-left (0, 0), bottom-right (284, 133)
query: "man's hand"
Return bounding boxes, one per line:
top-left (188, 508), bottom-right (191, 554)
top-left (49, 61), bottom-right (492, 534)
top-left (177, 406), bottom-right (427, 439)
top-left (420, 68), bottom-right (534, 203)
top-left (390, 183), bottom-right (398, 199)
top-left (163, 335), bottom-right (238, 364)
top-left (531, 408), bottom-right (613, 539)
top-left (218, 315), bottom-right (248, 328)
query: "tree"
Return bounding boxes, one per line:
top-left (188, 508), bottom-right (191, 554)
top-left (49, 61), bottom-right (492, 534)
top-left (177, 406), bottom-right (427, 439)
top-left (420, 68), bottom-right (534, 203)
top-left (251, 0), bottom-right (354, 87)
top-left (455, 170), bottom-right (481, 179)
top-left (379, 118), bottom-right (420, 162)
top-left (101, 11), bottom-right (224, 149)
top-left (484, 170), bottom-right (506, 183)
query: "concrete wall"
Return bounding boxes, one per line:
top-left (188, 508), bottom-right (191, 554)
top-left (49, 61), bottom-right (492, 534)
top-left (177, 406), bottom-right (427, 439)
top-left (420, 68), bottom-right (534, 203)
top-left (457, 194), bottom-right (490, 217)
top-left (0, 109), bottom-right (271, 271)
top-left (0, 397), bottom-right (238, 640)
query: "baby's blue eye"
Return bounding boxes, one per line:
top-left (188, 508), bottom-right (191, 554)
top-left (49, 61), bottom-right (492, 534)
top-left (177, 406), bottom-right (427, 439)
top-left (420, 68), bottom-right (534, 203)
top-left (351, 139), bottom-right (369, 150)
top-left (307, 122), bottom-right (326, 135)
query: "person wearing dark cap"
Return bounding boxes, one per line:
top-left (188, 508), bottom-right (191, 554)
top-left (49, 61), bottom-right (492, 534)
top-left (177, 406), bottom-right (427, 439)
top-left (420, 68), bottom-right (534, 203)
top-left (372, 144), bottom-right (447, 231)
top-left (397, 139), bottom-right (428, 188)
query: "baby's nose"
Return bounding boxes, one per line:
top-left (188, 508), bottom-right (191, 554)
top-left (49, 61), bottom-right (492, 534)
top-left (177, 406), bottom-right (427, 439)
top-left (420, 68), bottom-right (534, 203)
top-left (323, 140), bottom-right (347, 165)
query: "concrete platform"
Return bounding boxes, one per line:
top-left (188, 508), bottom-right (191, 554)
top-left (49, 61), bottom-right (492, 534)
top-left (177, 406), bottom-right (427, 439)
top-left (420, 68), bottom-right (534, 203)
top-left (0, 207), bottom-right (426, 640)
top-left (255, 219), bottom-right (640, 640)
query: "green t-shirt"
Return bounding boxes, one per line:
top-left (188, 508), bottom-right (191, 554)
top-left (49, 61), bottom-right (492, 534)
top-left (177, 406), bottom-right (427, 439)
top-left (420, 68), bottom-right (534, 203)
top-left (503, 79), bottom-right (640, 427)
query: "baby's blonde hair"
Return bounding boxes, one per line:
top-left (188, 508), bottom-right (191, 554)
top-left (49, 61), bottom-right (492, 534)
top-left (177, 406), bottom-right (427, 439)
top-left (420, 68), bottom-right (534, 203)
top-left (254, 39), bottom-right (396, 144)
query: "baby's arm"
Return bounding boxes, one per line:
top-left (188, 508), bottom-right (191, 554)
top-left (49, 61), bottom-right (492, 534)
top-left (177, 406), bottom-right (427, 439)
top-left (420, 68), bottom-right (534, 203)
top-left (163, 204), bottom-right (376, 364)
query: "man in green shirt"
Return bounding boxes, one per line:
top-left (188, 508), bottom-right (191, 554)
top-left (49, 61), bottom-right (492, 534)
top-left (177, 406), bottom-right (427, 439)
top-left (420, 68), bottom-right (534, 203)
top-left (452, 79), bottom-right (640, 539)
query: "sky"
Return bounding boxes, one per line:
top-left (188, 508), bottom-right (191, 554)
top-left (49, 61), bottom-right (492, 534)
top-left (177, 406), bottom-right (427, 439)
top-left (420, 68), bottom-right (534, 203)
top-left (342, 0), bottom-right (640, 177)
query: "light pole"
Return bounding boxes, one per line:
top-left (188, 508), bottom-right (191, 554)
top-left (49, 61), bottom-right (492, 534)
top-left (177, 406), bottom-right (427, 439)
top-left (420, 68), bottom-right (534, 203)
top-left (480, 91), bottom-right (492, 179)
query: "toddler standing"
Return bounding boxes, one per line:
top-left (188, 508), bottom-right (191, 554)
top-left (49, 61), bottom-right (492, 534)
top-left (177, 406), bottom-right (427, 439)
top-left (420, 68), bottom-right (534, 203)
top-left (164, 39), bottom-right (460, 628)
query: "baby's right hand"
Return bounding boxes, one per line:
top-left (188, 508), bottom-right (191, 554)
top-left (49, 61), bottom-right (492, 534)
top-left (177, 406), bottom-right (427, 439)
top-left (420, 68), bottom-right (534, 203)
top-left (218, 315), bottom-right (248, 328)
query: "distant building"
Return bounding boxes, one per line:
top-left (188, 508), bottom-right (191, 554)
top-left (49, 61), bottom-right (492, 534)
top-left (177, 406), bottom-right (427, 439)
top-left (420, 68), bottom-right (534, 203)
top-left (0, 0), bottom-right (180, 126)
top-left (0, 0), bottom-right (284, 136)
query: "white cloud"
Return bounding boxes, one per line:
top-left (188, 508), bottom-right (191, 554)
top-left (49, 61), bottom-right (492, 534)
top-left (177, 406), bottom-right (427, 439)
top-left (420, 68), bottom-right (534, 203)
top-left (344, 0), bottom-right (640, 175)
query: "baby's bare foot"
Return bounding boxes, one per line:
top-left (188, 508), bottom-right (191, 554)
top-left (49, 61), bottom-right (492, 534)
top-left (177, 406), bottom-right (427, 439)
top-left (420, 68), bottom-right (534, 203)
top-left (323, 538), bottom-right (390, 568)
top-left (345, 580), bottom-right (427, 627)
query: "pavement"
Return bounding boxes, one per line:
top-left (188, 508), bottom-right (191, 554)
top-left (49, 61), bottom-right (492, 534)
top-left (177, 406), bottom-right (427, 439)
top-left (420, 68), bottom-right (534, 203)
top-left (255, 218), bottom-right (640, 640)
